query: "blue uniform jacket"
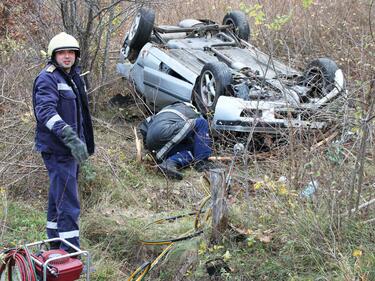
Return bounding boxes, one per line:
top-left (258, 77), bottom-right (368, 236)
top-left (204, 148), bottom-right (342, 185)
top-left (32, 63), bottom-right (95, 156)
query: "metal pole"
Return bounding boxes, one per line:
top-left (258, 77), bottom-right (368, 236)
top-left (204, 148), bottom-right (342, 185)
top-left (225, 143), bottom-right (245, 187)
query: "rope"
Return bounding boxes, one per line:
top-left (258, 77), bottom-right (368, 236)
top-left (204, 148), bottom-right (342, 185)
top-left (127, 195), bottom-right (212, 281)
top-left (0, 247), bottom-right (38, 281)
top-left (127, 243), bottom-right (174, 281)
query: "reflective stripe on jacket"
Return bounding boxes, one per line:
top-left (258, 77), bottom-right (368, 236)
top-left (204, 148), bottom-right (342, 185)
top-left (144, 102), bottom-right (200, 160)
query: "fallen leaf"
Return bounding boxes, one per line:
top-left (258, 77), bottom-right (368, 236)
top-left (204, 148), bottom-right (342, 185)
top-left (222, 250), bottom-right (231, 262)
top-left (353, 249), bottom-right (362, 257)
top-left (278, 185), bottom-right (288, 195)
top-left (258, 235), bottom-right (272, 243)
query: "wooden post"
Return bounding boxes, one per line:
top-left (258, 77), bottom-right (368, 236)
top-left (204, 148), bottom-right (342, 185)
top-left (209, 168), bottom-right (228, 244)
top-left (133, 126), bottom-right (142, 162)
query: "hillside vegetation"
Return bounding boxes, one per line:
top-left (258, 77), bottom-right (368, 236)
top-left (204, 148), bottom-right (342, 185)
top-left (0, 0), bottom-right (374, 280)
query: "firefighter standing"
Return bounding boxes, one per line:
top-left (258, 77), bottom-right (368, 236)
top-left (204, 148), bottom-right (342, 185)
top-left (32, 32), bottom-right (94, 251)
top-left (139, 102), bottom-right (213, 180)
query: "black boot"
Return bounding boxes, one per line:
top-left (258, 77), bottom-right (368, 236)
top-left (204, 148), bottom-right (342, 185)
top-left (49, 241), bottom-right (61, 250)
top-left (158, 159), bottom-right (183, 180)
top-left (194, 159), bottom-right (216, 172)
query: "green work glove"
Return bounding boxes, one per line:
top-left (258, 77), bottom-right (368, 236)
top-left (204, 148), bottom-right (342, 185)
top-left (61, 125), bottom-right (89, 164)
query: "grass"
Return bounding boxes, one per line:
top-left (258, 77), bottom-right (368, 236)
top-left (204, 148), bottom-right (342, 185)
top-left (1, 94), bottom-right (374, 280)
top-left (185, 196), bottom-right (375, 280)
top-left (1, 103), bottom-right (374, 280)
top-left (0, 201), bottom-right (46, 248)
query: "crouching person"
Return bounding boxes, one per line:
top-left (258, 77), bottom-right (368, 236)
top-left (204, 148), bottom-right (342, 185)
top-left (139, 102), bottom-right (213, 180)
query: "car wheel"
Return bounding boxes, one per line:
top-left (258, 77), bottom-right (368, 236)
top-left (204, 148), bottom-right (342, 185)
top-left (303, 58), bottom-right (339, 98)
top-left (222, 10), bottom-right (250, 41)
top-left (121, 8), bottom-right (155, 62)
top-left (195, 62), bottom-right (232, 116)
top-left (120, 33), bottom-right (139, 64)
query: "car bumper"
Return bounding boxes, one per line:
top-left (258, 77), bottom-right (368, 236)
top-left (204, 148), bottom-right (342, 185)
top-left (212, 96), bottom-right (326, 133)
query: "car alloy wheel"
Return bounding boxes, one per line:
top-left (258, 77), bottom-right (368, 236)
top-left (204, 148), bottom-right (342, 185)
top-left (303, 58), bottom-right (340, 99)
top-left (128, 13), bottom-right (141, 42)
top-left (195, 62), bottom-right (232, 116)
top-left (200, 70), bottom-right (217, 107)
top-left (304, 67), bottom-right (326, 93)
top-left (127, 8), bottom-right (155, 51)
top-left (222, 10), bottom-right (250, 41)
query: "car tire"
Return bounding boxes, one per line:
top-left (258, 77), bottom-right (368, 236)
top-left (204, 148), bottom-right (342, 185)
top-left (222, 10), bottom-right (250, 41)
top-left (121, 8), bottom-right (155, 63)
top-left (303, 58), bottom-right (339, 98)
top-left (195, 62), bottom-right (232, 116)
top-left (120, 33), bottom-right (140, 64)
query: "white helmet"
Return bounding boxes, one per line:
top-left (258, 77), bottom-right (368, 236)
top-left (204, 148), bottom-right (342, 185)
top-left (47, 32), bottom-right (80, 59)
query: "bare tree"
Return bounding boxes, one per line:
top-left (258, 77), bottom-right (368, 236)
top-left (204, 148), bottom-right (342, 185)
top-left (54, 0), bottom-right (166, 112)
top-left (58, 0), bottom-right (128, 72)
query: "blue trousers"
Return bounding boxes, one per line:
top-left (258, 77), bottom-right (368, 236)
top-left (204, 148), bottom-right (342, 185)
top-left (42, 153), bottom-right (80, 251)
top-left (167, 117), bottom-right (212, 167)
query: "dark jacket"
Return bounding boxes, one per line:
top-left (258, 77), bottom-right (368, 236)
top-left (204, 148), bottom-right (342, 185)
top-left (139, 102), bottom-right (200, 160)
top-left (32, 63), bottom-right (94, 156)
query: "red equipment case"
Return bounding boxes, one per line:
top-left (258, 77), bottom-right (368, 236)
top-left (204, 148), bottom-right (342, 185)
top-left (34, 249), bottom-right (83, 281)
top-left (26, 238), bottom-right (90, 281)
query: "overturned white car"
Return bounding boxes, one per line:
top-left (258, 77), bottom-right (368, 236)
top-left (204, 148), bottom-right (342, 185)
top-left (117, 8), bottom-right (346, 133)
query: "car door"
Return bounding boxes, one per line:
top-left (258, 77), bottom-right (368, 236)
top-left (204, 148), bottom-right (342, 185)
top-left (142, 47), bottom-right (196, 110)
top-left (143, 66), bottom-right (193, 110)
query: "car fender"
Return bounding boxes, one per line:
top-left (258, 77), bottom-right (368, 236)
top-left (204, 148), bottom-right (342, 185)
top-left (315, 69), bottom-right (345, 107)
top-left (116, 62), bottom-right (132, 79)
top-left (143, 46), bottom-right (198, 84)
